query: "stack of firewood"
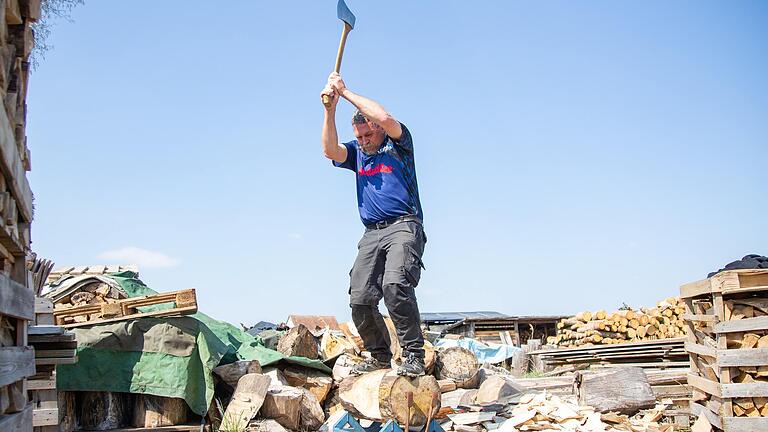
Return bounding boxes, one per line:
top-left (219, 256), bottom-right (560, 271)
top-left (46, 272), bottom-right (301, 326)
top-left (548, 297), bottom-right (687, 347)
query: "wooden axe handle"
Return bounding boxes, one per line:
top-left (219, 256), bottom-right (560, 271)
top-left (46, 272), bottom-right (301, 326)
top-left (323, 22), bottom-right (353, 108)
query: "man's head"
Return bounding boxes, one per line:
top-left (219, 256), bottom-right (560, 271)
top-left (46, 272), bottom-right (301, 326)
top-left (352, 110), bottom-right (386, 155)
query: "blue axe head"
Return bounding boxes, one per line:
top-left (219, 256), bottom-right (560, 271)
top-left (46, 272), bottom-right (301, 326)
top-left (337, 0), bottom-right (356, 29)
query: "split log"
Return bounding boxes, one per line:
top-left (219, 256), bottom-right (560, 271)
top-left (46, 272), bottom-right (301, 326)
top-left (263, 367), bottom-right (289, 389)
top-left (338, 369), bottom-right (441, 426)
top-left (260, 386), bottom-right (324, 431)
top-left (283, 366), bottom-right (334, 403)
top-left (474, 376), bottom-right (524, 405)
top-left (277, 324), bottom-right (319, 359)
top-left (260, 387), bottom-right (302, 430)
top-left (247, 418), bottom-right (289, 432)
top-left (575, 367), bottom-right (655, 415)
top-left (438, 379), bottom-right (457, 393)
top-left (435, 347), bottom-right (480, 389)
top-left (213, 360), bottom-right (262, 389)
top-left (79, 391), bottom-right (133, 430)
top-left (332, 354), bottom-right (361, 382)
top-left (441, 388), bottom-right (480, 409)
top-left (221, 374), bottom-right (270, 431)
top-left (320, 330), bottom-right (357, 360)
top-left (132, 395), bottom-right (188, 428)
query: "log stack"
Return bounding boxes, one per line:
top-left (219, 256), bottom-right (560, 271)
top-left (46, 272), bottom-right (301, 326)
top-left (548, 297), bottom-right (688, 347)
top-left (0, 2), bottom-right (39, 430)
top-left (681, 269), bottom-right (768, 431)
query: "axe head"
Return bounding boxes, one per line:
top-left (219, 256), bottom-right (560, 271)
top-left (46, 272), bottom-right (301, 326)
top-left (337, 0), bottom-right (356, 29)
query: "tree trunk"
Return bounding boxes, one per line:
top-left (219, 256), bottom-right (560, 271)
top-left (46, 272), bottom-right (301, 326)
top-left (338, 369), bottom-right (441, 426)
top-left (575, 368), bottom-right (655, 415)
top-left (435, 347), bottom-right (479, 389)
top-left (79, 391), bottom-right (133, 430)
top-left (277, 324), bottom-right (319, 359)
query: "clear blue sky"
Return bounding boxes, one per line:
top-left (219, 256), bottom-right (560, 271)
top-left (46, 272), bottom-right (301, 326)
top-left (27, 1), bottom-right (768, 326)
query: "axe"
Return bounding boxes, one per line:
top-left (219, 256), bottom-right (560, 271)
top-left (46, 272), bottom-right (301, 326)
top-left (322, 0), bottom-right (356, 108)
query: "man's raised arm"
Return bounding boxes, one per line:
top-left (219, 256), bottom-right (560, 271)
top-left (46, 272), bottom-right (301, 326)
top-left (321, 75), bottom-right (348, 163)
top-left (328, 73), bottom-right (403, 140)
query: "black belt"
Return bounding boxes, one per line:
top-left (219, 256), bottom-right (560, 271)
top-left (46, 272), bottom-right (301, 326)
top-left (365, 215), bottom-right (421, 230)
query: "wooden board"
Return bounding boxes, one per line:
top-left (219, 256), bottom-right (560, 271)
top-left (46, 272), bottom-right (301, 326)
top-left (0, 273), bottom-right (33, 320)
top-left (32, 408), bottom-right (57, 426)
top-left (0, 98), bottom-right (32, 223)
top-left (714, 316), bottom-right (768, 334)
top-left (0, 346), bottom-right (35, 387)
top-left (721, 416), bottom-right (768, 431)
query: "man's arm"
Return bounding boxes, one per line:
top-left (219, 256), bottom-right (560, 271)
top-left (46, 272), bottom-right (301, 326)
top-left (320, 81), bottom-right (348, 163)
top-left (329, 73), bottom-right (403, 140)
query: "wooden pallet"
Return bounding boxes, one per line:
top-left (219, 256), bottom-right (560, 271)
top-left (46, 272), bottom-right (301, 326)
top-left (54, 289), bottom-right (198, 328)
top-left (681, 269), bottom-right (768, 431)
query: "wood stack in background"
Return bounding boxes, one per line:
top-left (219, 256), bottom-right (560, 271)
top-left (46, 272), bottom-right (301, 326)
top-left (0, 1), bottom-right (39, 429)
top-left (548, 297), bottom-right (688, 347)
top-left (681, 269), bottom-right (768, 431)
top-left (28, 297), bottom-right (77, 431)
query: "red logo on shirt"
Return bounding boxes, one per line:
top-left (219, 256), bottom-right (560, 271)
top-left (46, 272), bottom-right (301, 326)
top-left (358, 164), bottom-right (393, 176)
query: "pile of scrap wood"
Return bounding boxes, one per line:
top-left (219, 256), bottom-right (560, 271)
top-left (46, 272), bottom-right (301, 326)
top-left (43, 271), bottom-right (197, 327)
top-left (211, 317), bottom-right (685, 432)
top-left (548, 297), bottom-right (688, 347)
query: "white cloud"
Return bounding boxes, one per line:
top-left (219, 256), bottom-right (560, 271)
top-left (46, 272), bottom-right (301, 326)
top-left (97, 246), bottom-right (181, 268)
top-left (288, 233), bottom-right (303, 240)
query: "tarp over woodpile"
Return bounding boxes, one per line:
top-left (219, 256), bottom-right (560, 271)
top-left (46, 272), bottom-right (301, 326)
top-left (52, 271), bottom-right (330, 415)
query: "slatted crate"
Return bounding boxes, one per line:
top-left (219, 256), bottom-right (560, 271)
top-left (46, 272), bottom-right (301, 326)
top-left (681, 269), bottom-right (768, 431)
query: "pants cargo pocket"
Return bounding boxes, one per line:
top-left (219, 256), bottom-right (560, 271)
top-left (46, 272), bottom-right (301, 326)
top-left (403, 245), bottom-right (425, 288)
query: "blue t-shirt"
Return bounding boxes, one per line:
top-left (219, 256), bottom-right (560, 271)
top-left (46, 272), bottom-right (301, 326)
top-left (334, 123), bottom-right (423, 226)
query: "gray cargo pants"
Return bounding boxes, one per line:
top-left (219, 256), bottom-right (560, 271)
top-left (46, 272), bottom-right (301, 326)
top-left (349, 219), bottom-right (426, 362)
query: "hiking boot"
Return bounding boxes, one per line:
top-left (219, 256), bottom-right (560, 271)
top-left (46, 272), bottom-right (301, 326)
top-left (351, 357), bottom-right (390, 375)
top-left (397, 353), bottom-right (425, 377)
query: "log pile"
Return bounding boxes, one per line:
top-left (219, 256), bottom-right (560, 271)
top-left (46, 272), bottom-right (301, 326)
top-left (548, 297), bottom-right (688, 347)
top-left (0, 1), bottom-right (38, 430)
top-left (681, 269), bottom-right (768, 431)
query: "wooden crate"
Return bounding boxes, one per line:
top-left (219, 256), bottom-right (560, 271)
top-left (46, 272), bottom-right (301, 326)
top-left (681, 269), bottom-right (768, 431)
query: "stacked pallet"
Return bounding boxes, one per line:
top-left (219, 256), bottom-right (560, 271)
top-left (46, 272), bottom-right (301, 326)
top-left (0, 2), bottom-right (39, 429)
top-left (681, 269), bottom-right (768, 431)
top-left (28, 297), bottom-right (77, 431)
top-left (548, 297), bottom-right (687, 347)
top-left (52, 288), bottom-right (198, 328)
top-left (532, 338), bottom-right (688, 370)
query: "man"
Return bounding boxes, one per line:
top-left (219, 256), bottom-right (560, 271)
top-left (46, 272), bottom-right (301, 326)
top-left (320, 72), bottom-right (427, 377)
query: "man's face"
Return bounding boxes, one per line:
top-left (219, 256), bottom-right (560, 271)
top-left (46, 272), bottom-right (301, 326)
top-left (353, 121), bottom-right (386, 155)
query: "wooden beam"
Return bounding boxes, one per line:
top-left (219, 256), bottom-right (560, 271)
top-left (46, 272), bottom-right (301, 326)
top-left (0, 346), bottom-right (35, 387)
top-left (714, 316), bottom-right (768, 333)
top-left (680, 278), bottom-right (712, 299)
top-left (721, 417), bottom-right (768, 431)
top-left (0, 272), bottom-right (33, 320)
top-left (717, 348), bottom-right (768, 367)
top-left (685, 342), bottom-right (717, 359)
top-left (687, 373), bottom-right (721, 398)
top-left (721, 382), bottom-right (768, 398)
top-left (32, 408), bottom-right (57, 427)
top-left (0, 101), bottom-right (32, 222)
top-left (689, 401), bottom-right (722, 430)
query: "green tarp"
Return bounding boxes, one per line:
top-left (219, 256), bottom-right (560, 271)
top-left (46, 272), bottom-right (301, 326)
top-left (56, 271), bottom-right (330, 415)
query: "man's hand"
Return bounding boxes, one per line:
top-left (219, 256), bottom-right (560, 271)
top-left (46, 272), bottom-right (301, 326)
top-left (320, 84), bottom-right (338, 110)
top-left (328, 72), bottom-right (348, 98)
